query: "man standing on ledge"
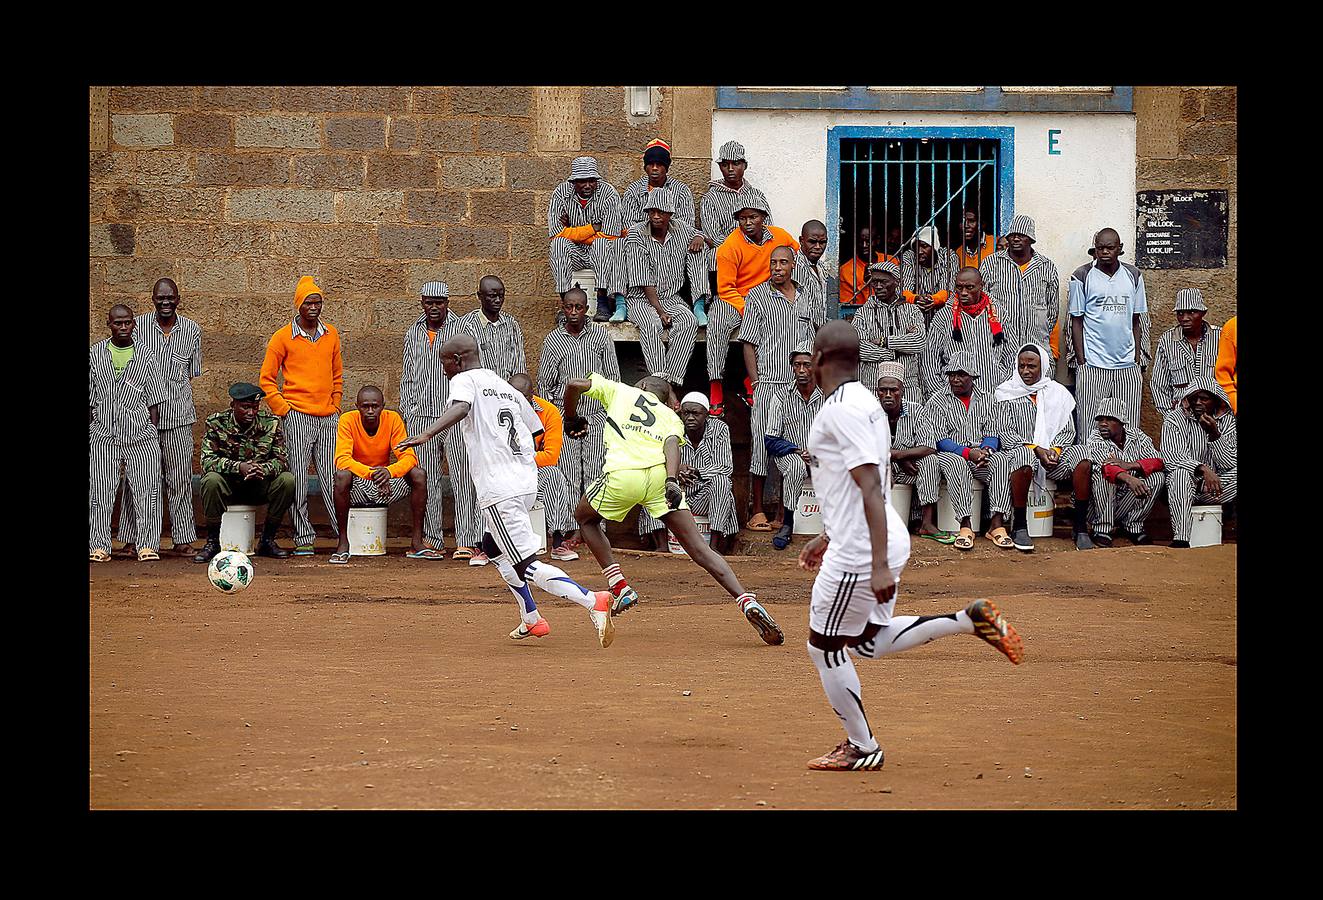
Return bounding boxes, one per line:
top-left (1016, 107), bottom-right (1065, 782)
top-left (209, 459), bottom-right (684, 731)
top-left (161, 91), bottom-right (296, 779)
top-left (548, 156), bottom-right (627, 323)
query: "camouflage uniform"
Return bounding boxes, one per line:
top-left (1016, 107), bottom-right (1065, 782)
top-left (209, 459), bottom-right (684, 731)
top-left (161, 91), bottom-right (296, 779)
top-left (199, 410), bottom-right (296, 524)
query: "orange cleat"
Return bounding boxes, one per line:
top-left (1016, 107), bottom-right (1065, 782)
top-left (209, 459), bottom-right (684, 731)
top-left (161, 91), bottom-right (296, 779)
top-left (510, 617), bottom-right (551, 640)
top-left (966, 599), bottom-right (1024, 665)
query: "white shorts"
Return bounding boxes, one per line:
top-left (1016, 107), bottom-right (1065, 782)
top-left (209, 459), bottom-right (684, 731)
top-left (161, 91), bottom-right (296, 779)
top-left (481, 493), bottom-right (539, 563)
top-left (809, 566), bottom-right (905, 637)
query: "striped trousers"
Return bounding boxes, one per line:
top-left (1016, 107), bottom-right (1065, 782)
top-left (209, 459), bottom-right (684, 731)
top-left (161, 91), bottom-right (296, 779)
top-left (90, 436), bottom-right (161, 552)
top-left (704, 297), bottom-right (742, 381)
top-left (639, 473), bottom-right (739, 537)
top-left (347, 474), bottom-right (411, 507)
top-left (891, 454), bottom-right (943, 507)
top-left (775, 452), bottom-right (809, 512)
top-left (442, 425), bottom-right (483, 548)
top-left (628, 294), bottom-right (699, 383)
top-left (1090, 469), bottom-right (1165, 537)
top-left (536, 466), bottom-right (576, 534)
top-left (1026, 444), bottom-right (1091, 495)
top-left (549, 237), bottom-right (623, 296)
top-left (1074, 364), bottom-right (1143, 444)
top-left (748, 381), bottom-right (786, 477)
top-left (407, 415), bottom-right (447, 548)
top-left (284, 409), bottom-right (340, 547)
top-left (932, 452), bottom-right (996, 522)
top-left (560, 417), bottom-right (607, 502)
top-left (986, 446), bottom-right (1036, 515)
top-left (1167, 467), bottom-right (1237, 542)
top-left (117, 424), bottom-right (198, 546)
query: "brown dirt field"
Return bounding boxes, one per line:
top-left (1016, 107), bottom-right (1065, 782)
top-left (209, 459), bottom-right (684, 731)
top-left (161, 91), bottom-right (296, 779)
top-left (89, 535), bottom-right (1236, 810)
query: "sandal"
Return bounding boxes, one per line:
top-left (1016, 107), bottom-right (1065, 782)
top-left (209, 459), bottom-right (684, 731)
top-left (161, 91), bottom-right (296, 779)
top-left (747, 513), bottom-right (773, 532)
top-left (452, 546), bottom-right (475, 561)
top-left (292, 544), bottom-right (315, 557)
top-left (954, 528), bottom-right (975, 551)
top-left (137, 547), bottom-right (160, 561)
top-left (405, 548), bottom-right (445, 560)
top-left (172, 543), bottom-right (196, 556)
top-left (709, 402), bottom-right (725, 418)
top-left (1091, 532), bottom-right (1113, 548)
top-left (919, 531), bottom-right (958, 545)
top-left (89, 548), bottom-right (112, 563)
top-left (987, 527), bottom-right (1015, 549)
top-left (328, 551), bottom-right (350, 564)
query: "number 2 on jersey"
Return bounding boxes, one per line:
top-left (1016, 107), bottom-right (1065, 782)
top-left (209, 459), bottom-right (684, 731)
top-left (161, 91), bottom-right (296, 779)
top-left (496, 409), bottom-right (521, 454)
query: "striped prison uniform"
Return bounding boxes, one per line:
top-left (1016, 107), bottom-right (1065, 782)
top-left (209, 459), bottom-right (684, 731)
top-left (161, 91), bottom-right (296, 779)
top-left (261, 319), bottom-right (343, 548)
top-left (792, 251), bottom-right (829, 346)
top-left (765, 384), bottom-right (824, 514)
top-left (459, 310), bottom-right (527, 381)
top-left (537, 322), bottom-right (621, 500)
top-left (117, 312), bottom-right (202, 548)
top-left (530, 395), bottom-right (576, 535)
top-left (1068, 261), bottom-right (1148, 440)
top-left (851, 295), bottom-right (927, 402)
top-left (924, 385), bottom-right (1009, 521)
top-left (993, 394), bottom-right (1090, 495)
top-left (742, 278), bottom-right (806, 476)
top-left (548, 180), bottom-right (626, 296)
top-left (1161, 402), bottom-right (1237, 543)
top-left (622, 176), bottom-right (697, 228)
top-left (887, 399), bottom-right (942, 509)
top-left (90, 340), bottom-right (167, 552)
top-left (901, 246), bottom-right (960, 321)
top-left (979, 250), bottom-right (1061, 357)
top-left (1086, 427), bottom-right (1165, 537)
top-left (400, 312), bottom-right (471, 548)
top-left (638, 417), bottom-right (739, 537)
top-left (708, 224), bottom-right (799, 382)
top-left (922, 303), bottom-right (1020, 398)
top-left (347, 476), bottom-right (412, 507)
top-left (1150, 323), bottom-right (1222, 414)
top-left (624, 219), bottom-right (707, 382)
top-left (698, 179), bottom-right (773, 274)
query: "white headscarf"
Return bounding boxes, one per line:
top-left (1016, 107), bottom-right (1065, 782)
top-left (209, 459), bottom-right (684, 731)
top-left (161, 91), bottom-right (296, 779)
top-left (995, 343), bottom-right (1076, 488)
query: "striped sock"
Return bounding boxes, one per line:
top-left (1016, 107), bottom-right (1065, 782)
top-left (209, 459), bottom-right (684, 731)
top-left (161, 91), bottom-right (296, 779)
top-left (736, 592), bottom-right (756, 612)
top-left (602, 563), bottom-right (630, 596)
top-left (806, 642), bottom-right (878, 754)
top-left (495, 558), bottom-right (541, 626)
top-left (525, 561), bottom-right (595, 611)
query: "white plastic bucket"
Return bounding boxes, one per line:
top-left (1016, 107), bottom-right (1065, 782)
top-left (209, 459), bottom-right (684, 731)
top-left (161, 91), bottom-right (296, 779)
top-left (668, 515), bottom-right (711, 555)
top-left (1190, 504), bottom-right (1223, 548)
top-left (220, 504), bottom-right (258, 554)
top-left (937, 483), bottom-right (984, 534)
top-left (889, 484), bottom-right (913, 522)
top-left (572, 269), bottom-right (597, 317)
top-left (347, 507), bottom-right (388, 556)
top-left (793, 484), bottom-right (824, 535)
top-left (1027, 480), bottom-right (1056, 538)
top-left (530, 501), bottom-right (547, 554)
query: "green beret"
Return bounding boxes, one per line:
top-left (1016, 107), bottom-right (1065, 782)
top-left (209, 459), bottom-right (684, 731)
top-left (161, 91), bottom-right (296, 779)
top-left (228, 382), bottom-right (264, 402)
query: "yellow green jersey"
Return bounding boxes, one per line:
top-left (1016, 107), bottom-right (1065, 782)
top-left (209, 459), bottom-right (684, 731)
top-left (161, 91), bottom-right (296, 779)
top-left (585, 372), bottom-right (686, 471)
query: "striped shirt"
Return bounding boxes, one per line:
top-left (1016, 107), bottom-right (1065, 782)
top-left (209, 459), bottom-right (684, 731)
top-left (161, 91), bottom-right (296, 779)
top-left (548, 180), bottom-right (625, 239)
top-left (400, 312), bottom-right (465, 419)
top-left (537, 322), bottom-right (621, 420)
top-left (888, 399), bottom-right (937, 451)
top-left (1160, 406), bottom-right (1237, 474)
top-left (1150, 323), bottom-right (1222, 412)
top-left (459, 310), bottom-right (527, 381)
top-left (89, 338), bottom-right (169, 444)
top-left (995, 395), bottom-right (1075, 450)
top-left (684, 417), bottom-right (734, 481)
top-left (1086, 427), bottom-right (1161, 467)
top-left (851, 296), bottom-right (926, 392)
top-left (922, 303), bottom-right (1020, 397)
top-left (792, 251), bottom-right (829, 344)
top-left (698, 180), bottom-right (773, 243)
top-left (901, 247), bottom-right (960, 301)
top-left (766, 384), bottom-right (824, 449)
top-left (923, 385), bottom-right (999, 447)
top-left (623, 219), bottom-right (707, 300)
top-left (132, 312), bottom-right (202, 430)
top-left (741, 279), bottom-right (805, 384)
top-left (978, 250), bottom-right (1061, 353)
top-left (622, 176), bottom-right (698, 228)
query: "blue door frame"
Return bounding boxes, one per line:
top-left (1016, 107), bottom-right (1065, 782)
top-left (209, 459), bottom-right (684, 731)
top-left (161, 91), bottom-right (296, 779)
top-left (825, 125), bottom-right (1016, 306)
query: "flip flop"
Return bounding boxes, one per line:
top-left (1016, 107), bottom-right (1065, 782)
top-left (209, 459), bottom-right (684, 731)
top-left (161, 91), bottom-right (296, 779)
top-left (405, 548), bottom-right (445, 560)
top-left (452, 546), bottom-right (475, 561)
top-left (986, 527), bottom-right (1015, 549)
top-left (328, 551), bottom-right (350, 564)
top-left (747, 513), bottom-right (773, 532)
top-left (919, 531), bottom-right (958, 545)
top-left (292, 545), bottom-right (315, 557)
top-left (954, 528), bottom-right (975, 551)
top-left (136, 547), bottom-right (160, 561)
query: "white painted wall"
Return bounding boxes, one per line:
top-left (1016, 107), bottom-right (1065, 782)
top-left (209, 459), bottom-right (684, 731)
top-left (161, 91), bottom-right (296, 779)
top-left (712, 108), bottom-right (1137, 291)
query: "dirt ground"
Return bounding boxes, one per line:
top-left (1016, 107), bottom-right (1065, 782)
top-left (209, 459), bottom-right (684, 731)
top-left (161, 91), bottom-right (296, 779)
top-left (88, 534), bottom-right (1236, 810)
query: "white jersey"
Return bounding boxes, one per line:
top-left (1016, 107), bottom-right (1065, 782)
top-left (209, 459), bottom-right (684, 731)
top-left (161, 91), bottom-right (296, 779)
top-left (447, 368), bottom-right (543, 508)
top-left (806, 379), bottom-right (911, 576)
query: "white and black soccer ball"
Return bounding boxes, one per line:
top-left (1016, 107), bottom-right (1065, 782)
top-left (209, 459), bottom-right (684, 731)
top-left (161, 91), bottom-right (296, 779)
top-left (208, 551), bottom-right (255, 594)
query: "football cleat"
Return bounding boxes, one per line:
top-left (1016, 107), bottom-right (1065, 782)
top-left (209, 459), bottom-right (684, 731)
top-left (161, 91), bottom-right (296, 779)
top-left (610, 584), bottom-right (640, 616)
top-left (590, 591), bottom-right (615, 648)
top-left (742, 599), bottom-right (784, 646)
top-left (807, 739), bottom-right (885, 771)
top-left (966, 599), bottom-right (1024, 665)
top-left (509, 617), bottom-right (551, 640)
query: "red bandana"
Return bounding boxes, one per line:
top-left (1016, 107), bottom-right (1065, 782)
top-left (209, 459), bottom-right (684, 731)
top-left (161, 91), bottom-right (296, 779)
top-left (952, 291), bottom-right (1004, 345)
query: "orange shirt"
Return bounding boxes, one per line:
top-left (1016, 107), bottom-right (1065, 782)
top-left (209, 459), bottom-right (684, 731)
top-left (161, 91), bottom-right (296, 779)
top-left (839, 253), bottom-right (900, 306)
top-left (715, 225), bottom-right (800, 314)
top-left (1215, 315), bottom-right (1237, 413)
top-left (954, 235), bottom-right (996, 270)
top-left (334, 409), bottom-right (417, 479)
top-left (259, 322), bottom-right (344, 417)
top-left (531, 396), bottom-right (563, 468)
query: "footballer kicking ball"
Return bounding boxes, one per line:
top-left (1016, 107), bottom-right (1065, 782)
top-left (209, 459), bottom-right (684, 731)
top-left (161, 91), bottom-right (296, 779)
top-left (208, 551), bottom-right (255, 594)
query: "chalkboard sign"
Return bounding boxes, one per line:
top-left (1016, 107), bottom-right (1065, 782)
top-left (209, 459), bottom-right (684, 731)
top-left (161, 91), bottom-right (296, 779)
top-left (1135, 190), bottom-right (1229, 269)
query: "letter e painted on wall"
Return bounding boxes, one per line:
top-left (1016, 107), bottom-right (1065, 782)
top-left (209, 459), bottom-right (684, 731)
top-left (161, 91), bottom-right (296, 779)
top-left (1047, 129), bottom-right (1062, 155)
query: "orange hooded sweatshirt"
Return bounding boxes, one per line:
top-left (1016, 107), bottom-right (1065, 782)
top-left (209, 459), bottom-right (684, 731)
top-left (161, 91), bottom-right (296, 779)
top-left (260, 276), bottom-right (344, 417)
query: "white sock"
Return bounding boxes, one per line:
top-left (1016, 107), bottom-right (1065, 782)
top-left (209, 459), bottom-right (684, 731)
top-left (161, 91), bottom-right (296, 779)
top-left (494, 558), bottom-right (542, 626)
top-left (524, 560), bottom-right (596, 611)
top-left (849, 611), bottom-right (975, 660)
top-left (806, 642), bottom-right (878, 753)
top-left (736, 592), bottom-right (757, 612)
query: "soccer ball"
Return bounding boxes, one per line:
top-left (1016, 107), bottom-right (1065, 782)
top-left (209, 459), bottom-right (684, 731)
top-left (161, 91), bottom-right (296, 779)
top-left (208, 551), bottom-right (255, 594)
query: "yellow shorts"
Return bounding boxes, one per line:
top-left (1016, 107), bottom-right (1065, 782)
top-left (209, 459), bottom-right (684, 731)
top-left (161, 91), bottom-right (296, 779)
top-left (585, 464), bottom-right (688, 522)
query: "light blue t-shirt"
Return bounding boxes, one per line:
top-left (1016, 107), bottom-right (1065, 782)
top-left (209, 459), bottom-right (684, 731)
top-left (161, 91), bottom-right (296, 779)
top-left (1068, 262), bottom-right (1147, 370)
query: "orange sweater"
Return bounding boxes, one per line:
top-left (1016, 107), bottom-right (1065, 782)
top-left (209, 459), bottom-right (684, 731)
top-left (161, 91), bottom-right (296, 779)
top-left (334, 409), bottom-right (417, 479)
top-left (531, 396), bottom-right (563, 467)
top-left (1215, 315), bottom-right (1237, 413)
top-left (716, 226), bottom-right (800, 314)
top-left (260, 323), bottom-right (344, 417)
